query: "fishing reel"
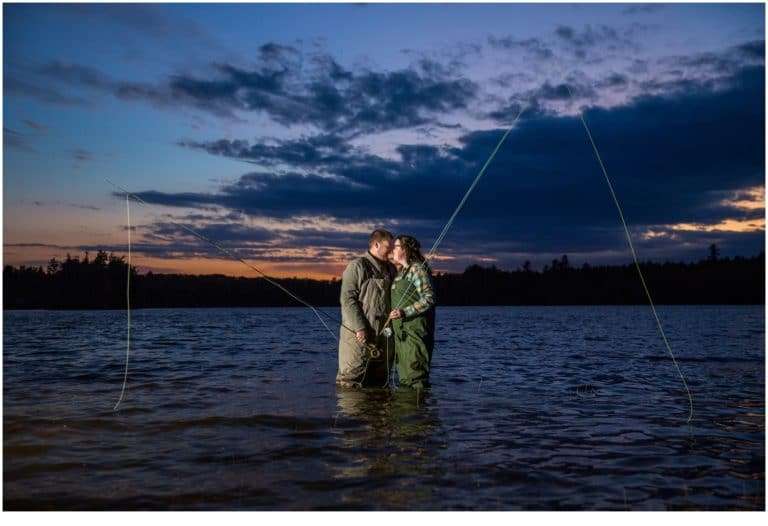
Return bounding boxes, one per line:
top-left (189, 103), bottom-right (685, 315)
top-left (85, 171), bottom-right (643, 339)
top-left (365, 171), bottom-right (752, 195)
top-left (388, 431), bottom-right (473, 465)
top-left (365, 343), bottom-right (382, 359)
top-left (361, 326), bottom-right (392, 359)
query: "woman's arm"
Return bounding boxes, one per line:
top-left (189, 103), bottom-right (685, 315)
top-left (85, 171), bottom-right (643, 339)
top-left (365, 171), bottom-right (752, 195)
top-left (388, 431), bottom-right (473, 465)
top-left (402, 264), bottom-right (436, 317)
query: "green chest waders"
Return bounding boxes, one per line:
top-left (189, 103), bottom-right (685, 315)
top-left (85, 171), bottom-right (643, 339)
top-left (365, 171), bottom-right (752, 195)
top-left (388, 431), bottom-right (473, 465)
top-left (391, 275), bottom-right (435, 389)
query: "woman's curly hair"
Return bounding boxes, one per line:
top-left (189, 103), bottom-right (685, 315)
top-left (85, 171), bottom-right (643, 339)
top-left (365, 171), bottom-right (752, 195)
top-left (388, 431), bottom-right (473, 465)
top-left (396, 235), bottom-right (427, 266)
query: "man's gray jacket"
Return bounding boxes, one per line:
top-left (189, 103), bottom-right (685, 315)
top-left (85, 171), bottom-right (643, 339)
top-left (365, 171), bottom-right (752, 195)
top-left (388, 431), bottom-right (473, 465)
top-left (336, 251), bottom-right (395, 386)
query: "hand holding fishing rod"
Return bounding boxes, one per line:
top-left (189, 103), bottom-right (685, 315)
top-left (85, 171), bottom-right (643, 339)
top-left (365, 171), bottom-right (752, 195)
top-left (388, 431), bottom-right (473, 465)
top-left (355, 329), bottom-right (383, 359)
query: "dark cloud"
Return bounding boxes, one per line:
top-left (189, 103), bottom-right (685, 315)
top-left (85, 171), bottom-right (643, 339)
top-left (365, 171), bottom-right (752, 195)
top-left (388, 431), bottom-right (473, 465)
top-left (113, 82), bottom-right (183, 112)
top-left (734, 40), bottom-right (765, 61)
top-left (5, 242), bottom-right (72, 250)
top-left (71, 148), bottom-right (93, 163)
top-left (402, 42), bottom-right (484, 74)
top-left (488, 39), bottom-right (765, 126)
top-left (491, 71), bottom-right (537, 90)
top-left (38, 61), bottom-right (113, 89)
top-left (15, 28), bottom-right (763, 149)
top-left (114, 190), bottom-right (223, 210)
top-left (313, 64), bottom-right (477, 133)
top-left (179, 133), bottom-right (361, 170)
top-left (7, 61), bottom-right (169, 109)
top-left (64, 201), bottom-right (101, 211)
top-left (131, 218), bottom-right (372, 262)
top-left (132, 63), bottom-right (763, 267)
top-left (658, 40), bottom-right (765, 80)
top-left (26, 47), bottom-right (478, 134)
top-left (488, 35), bottom-right (554, 61)
top-left (279, 229), bottom-right (369, 250)
top-left (258, 42), bottom-right (301, 64)
top-left (4, 127), bottom-right (35, 152)
top-left (487, 101), bottom-right (533, 125)
top-left (487, 74), bottom-right (597, 123)
top-left (22, 119), bottom-right (46, 132)
top-left (555, 24), bottom-right (637, 58)
top-left (150, 221), bottom-right (276, 245)
top-left (538, 80), bottom-right (596, 101)
top-left (4, 75), bottom-right (90, 106)
top-left (71, 203), bottom-right (101, 211)
top-left (441, 42), bottom-right (484, 71)
top-left (5, 117), bottom-right (47, 152)
top-left (15, 199), bottom-right (101, 210)
top-left (595, 72), bottom-right (629, 90)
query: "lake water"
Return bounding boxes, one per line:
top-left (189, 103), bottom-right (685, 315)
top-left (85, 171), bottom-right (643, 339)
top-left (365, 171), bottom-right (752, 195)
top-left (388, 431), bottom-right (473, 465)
top-left (3, 305), bottom-right (764, 510)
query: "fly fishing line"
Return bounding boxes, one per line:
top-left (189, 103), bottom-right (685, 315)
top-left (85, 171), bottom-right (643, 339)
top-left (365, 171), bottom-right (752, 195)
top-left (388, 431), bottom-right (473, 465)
top-left (564, 84), bottom-right (693, 424)
top-left (381, 73), bottom-right (548, 388)
top-left (114, 193), bottom-right (131, 411)
top-left (106, 180), bottom-right (380, 408)
top-left (380, 63), bottom-right (694, 424)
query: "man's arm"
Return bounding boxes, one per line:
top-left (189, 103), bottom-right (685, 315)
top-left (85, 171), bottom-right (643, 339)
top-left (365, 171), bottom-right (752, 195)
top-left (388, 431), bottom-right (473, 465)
top-left (340, 260), bottom-right (368, 334)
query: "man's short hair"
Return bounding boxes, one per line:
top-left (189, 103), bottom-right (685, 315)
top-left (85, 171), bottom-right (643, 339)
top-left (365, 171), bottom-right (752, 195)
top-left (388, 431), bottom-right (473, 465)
top-left (369, 229), bottom-right (393, 248)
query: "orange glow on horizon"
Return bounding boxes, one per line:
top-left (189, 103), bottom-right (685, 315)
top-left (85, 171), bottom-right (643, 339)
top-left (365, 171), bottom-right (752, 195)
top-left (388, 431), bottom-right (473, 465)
top-left (135, 256), bottom-right (347, 281)
top-left (670, 217), bottom-right (765, 233)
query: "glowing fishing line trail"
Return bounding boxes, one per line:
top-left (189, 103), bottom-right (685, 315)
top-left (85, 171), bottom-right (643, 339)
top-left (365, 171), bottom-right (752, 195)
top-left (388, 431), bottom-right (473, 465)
top-left (107, 179), bottom-right (389, 407)
top-left (108, 60), bottom-right (693, 422)
top-left (387, 73), bottom-right (546, 318)
top-left (105, 179), bottom-right (342, 342)
top-left (564, 84), bottom-right (693, 424)
top-left (114, 193), bottom-right (131, 411)
top-left (382, 65), bottom-right (693, 424)
top-left (383, 80), bottom-right (543, 387)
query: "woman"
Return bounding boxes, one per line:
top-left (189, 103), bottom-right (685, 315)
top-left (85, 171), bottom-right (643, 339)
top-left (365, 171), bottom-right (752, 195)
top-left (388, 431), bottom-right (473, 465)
top-left (388, 235), bottom-right (436, 389)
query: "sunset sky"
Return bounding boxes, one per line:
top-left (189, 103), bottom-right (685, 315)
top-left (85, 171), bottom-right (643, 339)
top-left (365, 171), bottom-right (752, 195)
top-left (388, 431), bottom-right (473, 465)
top-left (3, 2), bottom-right (765, 280)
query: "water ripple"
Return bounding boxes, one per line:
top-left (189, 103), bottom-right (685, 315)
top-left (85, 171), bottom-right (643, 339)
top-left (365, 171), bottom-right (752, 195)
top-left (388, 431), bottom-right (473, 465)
top-left (3, 306), bottom-right (764, 510)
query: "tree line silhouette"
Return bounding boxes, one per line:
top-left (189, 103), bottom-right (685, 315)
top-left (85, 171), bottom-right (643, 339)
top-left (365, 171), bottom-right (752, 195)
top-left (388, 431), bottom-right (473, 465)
top-left (3, 246), bottom-right (764, 309)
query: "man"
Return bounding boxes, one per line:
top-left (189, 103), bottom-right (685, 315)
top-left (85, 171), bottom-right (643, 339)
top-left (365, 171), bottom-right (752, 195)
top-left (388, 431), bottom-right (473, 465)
top-left (336, 229), bottom-right (396, 387)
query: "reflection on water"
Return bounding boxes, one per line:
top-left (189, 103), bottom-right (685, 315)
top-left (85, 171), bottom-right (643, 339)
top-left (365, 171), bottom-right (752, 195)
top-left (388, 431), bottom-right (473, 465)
top-left (3, 306), bottom-right (764, 510)
top-left (332, 388), bottom-right (443, 508)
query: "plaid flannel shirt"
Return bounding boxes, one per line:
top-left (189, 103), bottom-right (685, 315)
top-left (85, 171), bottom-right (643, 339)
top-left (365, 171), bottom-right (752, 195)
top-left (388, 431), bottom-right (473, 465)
top-left (396, 262), bottom-right (436, 317)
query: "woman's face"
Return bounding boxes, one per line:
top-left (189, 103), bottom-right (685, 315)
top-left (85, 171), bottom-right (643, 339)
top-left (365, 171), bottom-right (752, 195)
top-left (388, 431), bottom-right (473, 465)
top-left (391, 239), bottom-right (407, 267)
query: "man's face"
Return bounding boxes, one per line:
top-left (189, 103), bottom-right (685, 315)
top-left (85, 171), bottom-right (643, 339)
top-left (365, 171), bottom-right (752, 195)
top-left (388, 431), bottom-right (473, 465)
top-left (372, 238), bottom-right (393, 260)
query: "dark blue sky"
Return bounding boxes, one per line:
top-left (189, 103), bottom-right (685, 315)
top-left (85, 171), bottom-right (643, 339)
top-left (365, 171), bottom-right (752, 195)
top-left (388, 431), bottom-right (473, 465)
top-left (4, 3), bottom-right (765, 278)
